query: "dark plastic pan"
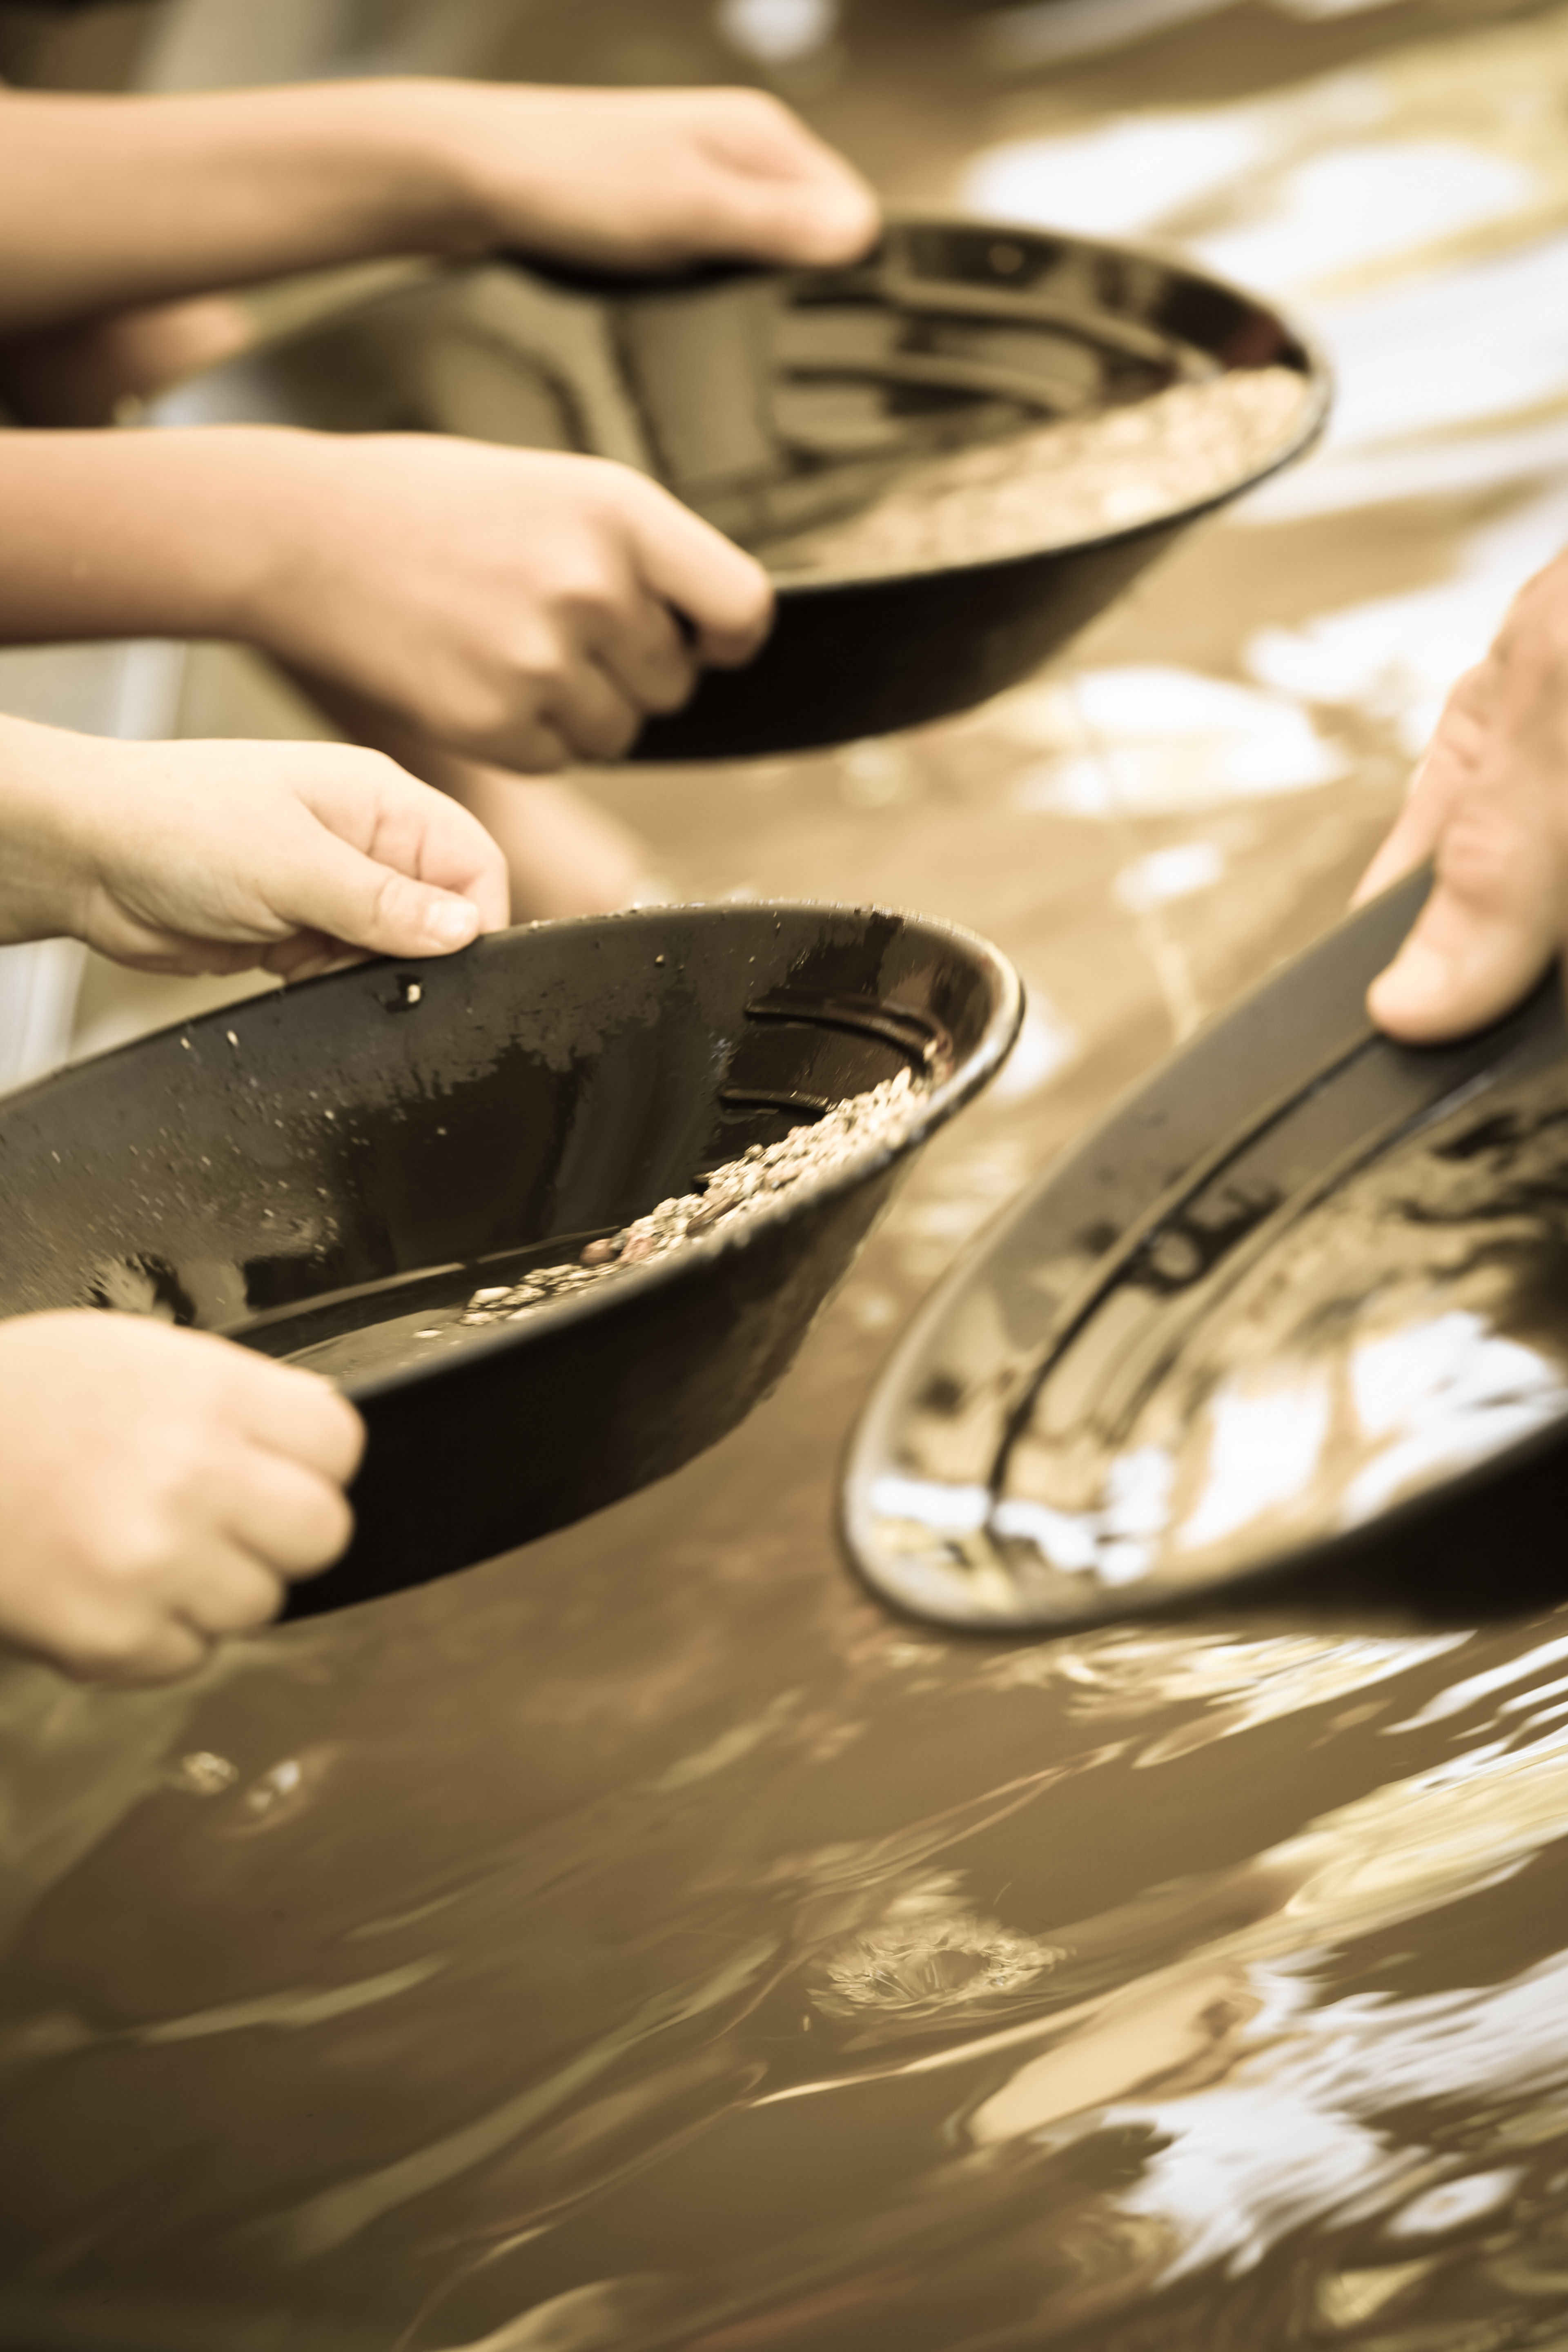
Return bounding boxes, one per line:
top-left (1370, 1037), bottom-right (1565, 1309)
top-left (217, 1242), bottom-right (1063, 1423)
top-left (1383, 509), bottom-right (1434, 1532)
top-left (844, 873), bottom-right (1568, 1632)
top-left (0, 905), bottom-right (1019, 1615)
top-left (160, 217), bottom-right (1329, 760)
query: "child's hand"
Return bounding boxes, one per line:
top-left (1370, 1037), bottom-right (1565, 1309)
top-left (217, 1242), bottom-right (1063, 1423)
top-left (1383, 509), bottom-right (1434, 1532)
top-left (243, 437), bottom-right (773, 771)
top-left (0, 720), bottom-right (509, 978)
top-left (1355, 548), bottom-right (1568, 1040)
top-left (0, 1313), bottom-right (362, 1683)
top-left (421, 83), bottom-right (880, 274)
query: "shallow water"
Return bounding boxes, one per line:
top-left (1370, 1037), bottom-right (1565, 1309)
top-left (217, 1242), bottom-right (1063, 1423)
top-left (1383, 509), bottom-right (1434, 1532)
top-left (10, 0), bottom-right (1568, 2345)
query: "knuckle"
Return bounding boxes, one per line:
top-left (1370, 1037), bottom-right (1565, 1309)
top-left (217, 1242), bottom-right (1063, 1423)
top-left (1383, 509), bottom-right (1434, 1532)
top-left (737, 566), bottom-right (776, 627)
top-left (714, 85), bottom-right (788, 131)
top-left (107, 1474), bottom-right (192, 1577)
top-left (706, 564), bottom-right (774, 645)
top-left (642, 662), bottom-right (696, 715)
top-left (1435, 809), bottom-right (1528, 907)
top-left (612, 714), bottom-right (644, 757)
top-left (291, 1482), bottom-right (354, 1573)
top-left (112, 1637), bottom-right (205, 1688)
top-left (54, 1630), bottom-right (126, 1684)
top-left (227, 1570), bottom-right (288, 1631)
top-left (552, 547), bottom-right (621, 604)
top-left (508, 722), bottom-right (570, 775)
top-left (151, 1423), bottom-right (220, 1512)
top-left (587, 701), bottom-right (641, 759)
top-left (573, 463), bottom-right (641, 530)
top-left (53, 1597), bottom-right (160, 1683)
top-left (461, 681), bottom-right (526, 749)
top-left (361, 865), bottom-right (405, 942)
top-left (263, 1459), bottom-right (353, 1566)
top-left (423, 664), bottom-right (527, 753)
top-left (511, 621), bottom-right (574, 691)
top-left (317, 1387), bottom-right (365, 1475)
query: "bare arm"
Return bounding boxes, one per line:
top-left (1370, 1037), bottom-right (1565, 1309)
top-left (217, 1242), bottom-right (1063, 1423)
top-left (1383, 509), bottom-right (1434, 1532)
top-left (0, 424), bottom-right (772, 767)
top-left (0, 425), bottom-right (270, 642)
top-left (0, 84), bottom-right (452, 333)
top-left (0, 80), bottom-right (878, 337)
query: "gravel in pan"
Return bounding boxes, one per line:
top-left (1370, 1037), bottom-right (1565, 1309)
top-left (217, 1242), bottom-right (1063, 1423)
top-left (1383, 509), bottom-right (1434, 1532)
top-left (459, 1068), bottom-right (924, 1328)
top-left (760, 367), bottom-right (1309, 582)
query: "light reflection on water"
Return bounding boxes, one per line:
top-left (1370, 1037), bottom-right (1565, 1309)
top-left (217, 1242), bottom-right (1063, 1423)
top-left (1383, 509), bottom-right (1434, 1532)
top-left (1004, 666), bottom-right (1349, 818)
top-left (969, 7), bottom-right (1568, 823)
top-left (959, 1738), bottom-right (1568, 2291)
top-left (12, 1515), bottom-right (1568, 2344)
top-left (386, 1711), bottom-right (1568, 2348)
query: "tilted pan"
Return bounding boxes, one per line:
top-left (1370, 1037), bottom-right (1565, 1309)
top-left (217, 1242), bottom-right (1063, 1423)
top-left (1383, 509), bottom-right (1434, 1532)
top-left (0, 904), bottom-right (1020, 1615)
top-left (845, 873), bottom-right (1568, 1632)
top-left (161, 217), bottom-right (1329, 760)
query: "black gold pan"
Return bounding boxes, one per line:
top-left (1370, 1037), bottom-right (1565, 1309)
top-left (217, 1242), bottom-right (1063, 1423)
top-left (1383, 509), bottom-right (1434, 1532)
top-left (0, 904), bottom-right (1020, 1616)
top-left (844, 873), bottom-right (1568, 1633)
top-left (160, 217), bottom-right (1329, 760)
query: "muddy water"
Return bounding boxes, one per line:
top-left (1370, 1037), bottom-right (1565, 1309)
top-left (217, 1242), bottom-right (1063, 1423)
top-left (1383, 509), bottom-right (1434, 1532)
top-left (10, 0), bottom-right (1568, 2345)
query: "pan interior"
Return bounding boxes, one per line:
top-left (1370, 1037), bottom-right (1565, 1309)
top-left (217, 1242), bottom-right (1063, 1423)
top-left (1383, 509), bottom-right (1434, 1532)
top-left (0, 908), bottom-right (1004, 1399)
top-left (989, 1058), bottom-right (1568, 1602)
top-left (179, 220), bottom-right (1321, 588)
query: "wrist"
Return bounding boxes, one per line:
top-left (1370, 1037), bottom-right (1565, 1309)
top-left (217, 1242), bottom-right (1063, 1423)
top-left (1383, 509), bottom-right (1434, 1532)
top-left (346, 79), bottom-right (575, 259)
top-left (317, 80), bottom-right (519, 260)
top-left (205, 424), bottom-right (347, 657)
top-left (0, 714), bottom-right (121, 946)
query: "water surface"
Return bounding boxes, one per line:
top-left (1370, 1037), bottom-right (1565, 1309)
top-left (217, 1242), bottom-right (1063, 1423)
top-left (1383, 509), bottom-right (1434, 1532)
top-left (9, 0), bottom-right (1568, 2345)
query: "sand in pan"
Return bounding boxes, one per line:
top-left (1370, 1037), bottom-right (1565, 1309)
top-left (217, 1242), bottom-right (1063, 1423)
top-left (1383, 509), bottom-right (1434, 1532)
top-left (761, 366), bottom-right (1309, 581)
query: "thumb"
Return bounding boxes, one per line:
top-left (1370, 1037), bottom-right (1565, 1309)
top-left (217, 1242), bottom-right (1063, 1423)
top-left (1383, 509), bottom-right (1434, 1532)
top-left (628, 486), bottom-right (774, 668)
top-left (281, 829), bottom-right (484, 960)
top-left (1367, 871), bottom-right (1559, 1043)
top-left (1351, 768), bottom-right (1443, 910)
top-left (1354, 666), bottom-right (1497, 911)
top-left (354, 867), bottom-right (483, 956)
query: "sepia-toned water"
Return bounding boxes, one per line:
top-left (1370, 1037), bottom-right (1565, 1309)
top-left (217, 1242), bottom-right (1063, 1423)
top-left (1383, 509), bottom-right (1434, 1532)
top-left (8, 0), bottom-right (1568, 2345)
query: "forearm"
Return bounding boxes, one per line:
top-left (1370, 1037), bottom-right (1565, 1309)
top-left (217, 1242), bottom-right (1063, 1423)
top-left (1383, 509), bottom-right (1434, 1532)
top-left (0, 82), bottom-right (476, 334)
top-left (0, 711), bottom-right (115, 944)
top-left (0, 422), bottom-right (298, 643)
top-left (0, 422), bottom-right (308, 936)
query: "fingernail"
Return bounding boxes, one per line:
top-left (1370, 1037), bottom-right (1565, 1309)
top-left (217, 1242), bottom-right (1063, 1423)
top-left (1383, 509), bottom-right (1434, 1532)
top-left (425, 898), bottom-right (478, 950)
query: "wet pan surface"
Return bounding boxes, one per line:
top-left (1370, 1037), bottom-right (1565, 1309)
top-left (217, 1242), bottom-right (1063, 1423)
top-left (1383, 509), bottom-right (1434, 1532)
top-left (847, 875), bottom-right (1568, 1629)
top-left (0, 905), bottom-right (1019, 1610)
top-left (165, 218), bottom-right (1327, 759)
